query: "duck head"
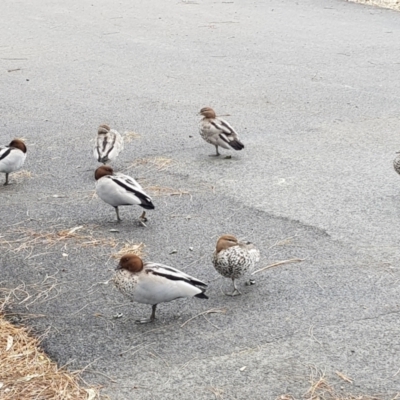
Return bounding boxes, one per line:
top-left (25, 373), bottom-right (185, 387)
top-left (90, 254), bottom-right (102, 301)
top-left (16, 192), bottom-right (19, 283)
top-left (117, 254), bottom-right (144, 273)
top-left (199, 107), bottom-right (216, 119)
top-left (94, 165), bottom-right (114, 180)
top-left (216, 234), bottom-right (239, 253)
top-left (9, 139), bottom-right (27, 153)
top-left (98, 124), bottom-right (111, 134)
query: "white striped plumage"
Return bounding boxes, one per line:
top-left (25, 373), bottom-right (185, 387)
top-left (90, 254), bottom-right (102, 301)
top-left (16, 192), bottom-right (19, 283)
top-left (95, 166), bottom-right (154, 223)
top-left (0, 139), bottom-right (27, 185)
top-left (113, 254), bottom-right (208, 323)
top-left (114, 262), bottom-right (207, 305)
top-left (93, 124), bottom-right (124, 164)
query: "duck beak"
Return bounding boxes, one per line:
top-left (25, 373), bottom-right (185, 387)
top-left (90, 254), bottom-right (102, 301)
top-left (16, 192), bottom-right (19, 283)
top-left (116, 263), bottom-right (122, 270)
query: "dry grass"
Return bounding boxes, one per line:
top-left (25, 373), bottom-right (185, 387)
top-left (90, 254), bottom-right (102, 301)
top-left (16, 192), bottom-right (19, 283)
top-left (0, 225), bottom-right (119, 255)
top-left (208, 386), bottom-right (225, 399)
top-left (252, 258), bottom-right (304, 275)
top-left (111, 241), bottom-right (145, 259)
top-left (304, 369), bottom-right (335, 400)
top-left (145, 185), bottom-right (192, 198)
top-left (0, 276), bottom-right (60, 312)
top-left (0, 281), bottom-right (102, 400)
top-left (180, 308), bottom-right (227, 328)
top-left (278, 367), bottom-right (393, 400)
top-left (0, 315), bottom-right (101, 400)
top-left (10, 170), bottom-right (32, 183)
top-left (0, 224), bottom-right (145, 268)
top-left (125, 156), bottom-right (175, 172)
top-left (348, 0), bottom-right (400, 11)
top-left (123, 131), bottom-right (141, 143)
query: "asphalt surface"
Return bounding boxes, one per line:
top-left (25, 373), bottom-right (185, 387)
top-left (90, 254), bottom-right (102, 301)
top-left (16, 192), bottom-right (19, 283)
top-left (1, 0), bottom-right (400, 398)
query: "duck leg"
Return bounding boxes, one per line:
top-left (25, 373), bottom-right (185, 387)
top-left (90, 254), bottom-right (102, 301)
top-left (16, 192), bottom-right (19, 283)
top-left (136, 304), bottom-right (157, 324)
top-left (115, 207), bottom-right (122, 222)
top-left (138, 211), bottom-right (148, 227)
top-left (226, 279), bottom-right (241, 296)
top-left (4, 173), bottom-right (9, 186)
top-left (209, 145), bottom-right (220, 157)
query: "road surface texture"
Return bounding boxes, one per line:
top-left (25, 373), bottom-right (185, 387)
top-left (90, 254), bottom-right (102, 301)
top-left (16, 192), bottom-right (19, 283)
top-left (1, 0), bottom-right (400, 398)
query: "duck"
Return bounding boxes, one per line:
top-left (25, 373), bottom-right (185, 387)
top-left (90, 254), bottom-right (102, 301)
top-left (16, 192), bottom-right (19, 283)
top-left (199, 107), bottom-right (244, 158)
top-left (113, 254), bottom-right (208, 323)
top-left (213, 234), bottom-right (260, 296)
top-left (394, 152), bottom-right (400, 176)
top-left (0, 139), bottom-right (27, 185)
top-left (95, 165), bottom-right (154, 225)
top-left (93, 124), bottom-right (124, 164)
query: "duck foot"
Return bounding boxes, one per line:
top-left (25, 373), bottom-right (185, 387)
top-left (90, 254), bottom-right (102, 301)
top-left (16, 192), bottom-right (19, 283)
top-left (135, 304), bottom-right (156, 323)
top-left (225, 289), bottom-right (241, 296)
top-left (138, 211), bottom-right (148, 227)
top-left (225, 280), bottom-right (241, 296)
top-left (225, 288), bottom-right (242, 297)
top-left (223, 155), bottom-right (232, 159)
top-left (135, 317), bottom-right (155, 324)
top-left (209, 145), bottom-right (220, 157)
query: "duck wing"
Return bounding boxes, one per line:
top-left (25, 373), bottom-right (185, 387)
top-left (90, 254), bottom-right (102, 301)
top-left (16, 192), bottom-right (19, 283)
top-left (210, 118), bottom-right (244, 150)
top-left (145, 262), bottom-right (207, 289)
top-left (0, 146), bottom-right (26, 172)
top-left (110, 174), bottom-right (154, 209)
top-left (95, 130), bottom-right (123, 163)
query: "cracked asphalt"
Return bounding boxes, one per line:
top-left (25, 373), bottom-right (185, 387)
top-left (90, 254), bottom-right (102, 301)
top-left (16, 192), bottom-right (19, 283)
top-left (1, 0), bottom-right (400, 398)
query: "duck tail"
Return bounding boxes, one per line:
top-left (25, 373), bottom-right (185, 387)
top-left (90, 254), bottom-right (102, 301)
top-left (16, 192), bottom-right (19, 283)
top-left (195, 291), bottom-right (208, 299)
top-left (248, 248), bottom-right (260, 263)
top-left (140, 198), bottom-right (155, 210)
top-left (229, 140), bottom-right (244, 151)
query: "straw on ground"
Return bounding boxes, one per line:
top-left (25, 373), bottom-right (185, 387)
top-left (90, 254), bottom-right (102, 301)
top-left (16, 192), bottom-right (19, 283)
top-left (252, 258), bottom-right (304, 275)
top-left (349, 0), bottom-right (400, 11)
top-left (111, 241), bottom-right (145, 259)
top-left (125, 157), bottom-right (175, 172)
top-left (0, 225), bottom-right (147, 260)
top-left (123, 131), bottom-right (141, 143)
top-left (0, 315), bottom-right (101, 400)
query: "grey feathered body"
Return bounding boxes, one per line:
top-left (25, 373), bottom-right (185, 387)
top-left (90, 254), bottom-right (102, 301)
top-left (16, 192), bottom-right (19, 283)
top-left (213, 243), bottom-right (260, 280)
